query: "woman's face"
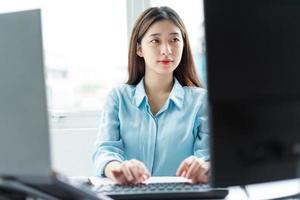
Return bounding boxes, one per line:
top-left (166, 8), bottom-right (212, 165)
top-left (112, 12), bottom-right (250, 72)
top-left (137, 20), bottom-right (184, 76)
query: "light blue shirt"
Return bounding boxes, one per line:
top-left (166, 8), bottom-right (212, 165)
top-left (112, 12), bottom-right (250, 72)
top-left (93, 78), bottom-right (209, 176)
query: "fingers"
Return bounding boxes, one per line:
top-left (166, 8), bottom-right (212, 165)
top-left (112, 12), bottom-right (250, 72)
top-left (105, 161), bottom-right (126, 184)
top-left (136, 160), bottom-right (151, 179)
top-left (121, 161), bottom-right (135, 182)
top-left (110, 159), bottom-right (150, 184)
top-left (129, 160), bottom-right (150, 183)
top-left (198, 162), bottom-right (210, 183)
top-left (111, 169), bottom-right (129, 184)
top-left (176, 161), bottom-right (188, 176)
top-left (177, 156), bottom-right (210, 184)
top-left (191, 162), bottom-right (209, 183)
top-left (185, 159), bottom-right (202, 180)
top-left (176, 156), bottom-right (196, 176)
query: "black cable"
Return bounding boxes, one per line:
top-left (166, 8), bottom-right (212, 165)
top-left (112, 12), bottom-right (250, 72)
top-left (0, 178), bottom-right (58, 200)
top-left (0, 187), bottom-right (27, 200)
top-left (240, 185), bottom-right (250, 199)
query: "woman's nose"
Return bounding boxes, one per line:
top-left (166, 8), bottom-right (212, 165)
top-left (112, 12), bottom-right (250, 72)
top-left (160, 43), bottom-right (172, 55)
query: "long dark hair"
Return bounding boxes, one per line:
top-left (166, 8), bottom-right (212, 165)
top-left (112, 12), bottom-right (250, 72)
top-left (127, 6), bottom-right (202, 87)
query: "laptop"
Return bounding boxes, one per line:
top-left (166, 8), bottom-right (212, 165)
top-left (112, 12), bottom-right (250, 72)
top-left (0, 9), bottom-right (111, 200)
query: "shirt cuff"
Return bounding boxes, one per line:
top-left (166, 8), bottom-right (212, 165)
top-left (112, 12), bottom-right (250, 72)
top-left (96, 156), bottom-right (123, 177)
top-left (194, 150), bottom-right (210, 161)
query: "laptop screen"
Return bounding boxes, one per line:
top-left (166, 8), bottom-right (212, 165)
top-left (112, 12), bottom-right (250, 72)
top-left (0, 9), bottom-right (51, 177)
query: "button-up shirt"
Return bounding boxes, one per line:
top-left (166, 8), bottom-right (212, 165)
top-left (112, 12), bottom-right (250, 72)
top-left (93, 78), bottom-right (209, 176)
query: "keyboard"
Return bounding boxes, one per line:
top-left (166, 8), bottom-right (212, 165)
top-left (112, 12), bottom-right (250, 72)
top-left (91, 182), bottom-right (229, 200)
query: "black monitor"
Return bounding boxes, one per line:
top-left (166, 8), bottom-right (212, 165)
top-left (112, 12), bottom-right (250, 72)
top-left (204, 0), bottom-right (300, 187)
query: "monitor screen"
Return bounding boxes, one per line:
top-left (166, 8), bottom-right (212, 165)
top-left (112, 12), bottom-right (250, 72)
top-left (204, 0), bottom-right (300, 187)
top-left (0, 9), bottom-right (51, 177)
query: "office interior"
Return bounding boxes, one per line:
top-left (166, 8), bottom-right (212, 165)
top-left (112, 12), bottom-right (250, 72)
top-left (1, 0), bottom-right (300, 199)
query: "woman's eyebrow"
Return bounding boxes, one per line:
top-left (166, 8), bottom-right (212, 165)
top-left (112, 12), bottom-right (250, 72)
top-left (149, 33), bottom-right (161, 37)
top-left (148, 32), bottom-right (181, 37)
top-left (169, 32), bottom-right (181, 36)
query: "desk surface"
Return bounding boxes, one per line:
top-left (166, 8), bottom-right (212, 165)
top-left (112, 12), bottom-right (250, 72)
top-left (71, 176), bottom-right (300, 200)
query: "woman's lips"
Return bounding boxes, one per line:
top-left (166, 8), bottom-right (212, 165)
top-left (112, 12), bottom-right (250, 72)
top-left (159, 60), bottom-right (173, 65)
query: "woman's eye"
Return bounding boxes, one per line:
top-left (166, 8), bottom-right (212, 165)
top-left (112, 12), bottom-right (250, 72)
top-left (150, 39), bottom-right (159, 44)
top-left (172, 38), bottom-right (180, 42)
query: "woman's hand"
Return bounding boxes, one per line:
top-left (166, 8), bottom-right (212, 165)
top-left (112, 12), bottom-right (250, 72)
top-left (176, 156), bottom-right (210, 183)
top-left (105, 159), bottom-right (150, 184)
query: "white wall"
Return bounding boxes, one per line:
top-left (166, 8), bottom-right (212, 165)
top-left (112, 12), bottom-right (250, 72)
top-left (50, 129), bottom-right (97, 176)
top-left (49, 112), bottom-right (100, 176)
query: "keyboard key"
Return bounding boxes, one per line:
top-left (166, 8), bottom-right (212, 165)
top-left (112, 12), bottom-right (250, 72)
top-left (92, 182), bottom-right (228, 199)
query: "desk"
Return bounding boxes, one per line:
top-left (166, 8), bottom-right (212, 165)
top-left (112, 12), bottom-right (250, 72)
top-left (71, 176), bottom-right (300, 200)
top-left (221, 179), bottom-right (300, 199)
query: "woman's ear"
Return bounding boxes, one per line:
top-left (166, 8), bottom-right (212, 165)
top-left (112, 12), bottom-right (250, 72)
top-left (136, 44), bottom-right (143, 57)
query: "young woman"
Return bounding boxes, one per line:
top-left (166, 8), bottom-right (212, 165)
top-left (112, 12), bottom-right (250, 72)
top-left (93, 6), bottom-right (209, 184)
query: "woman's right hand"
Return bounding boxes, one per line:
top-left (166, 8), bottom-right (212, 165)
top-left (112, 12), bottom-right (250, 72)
top-left (104, 159), bottom-right (150, 184)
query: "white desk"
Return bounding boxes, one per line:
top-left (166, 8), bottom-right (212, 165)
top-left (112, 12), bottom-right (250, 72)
top-left (223, 179), bottom-right (300, 200)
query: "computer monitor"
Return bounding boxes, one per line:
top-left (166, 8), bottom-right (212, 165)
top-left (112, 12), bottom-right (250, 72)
top-left (204, 0), bottom-right (300, 187)
top-left (0, 9), bottom-right (51, 177)
top-left (0, 9), bottom-right (110, 200)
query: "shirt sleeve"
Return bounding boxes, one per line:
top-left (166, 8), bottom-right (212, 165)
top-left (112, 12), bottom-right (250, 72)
top-left (92, 88), bottom-right (125, 176)
top-left (193, 95), bottom-right (210, 161)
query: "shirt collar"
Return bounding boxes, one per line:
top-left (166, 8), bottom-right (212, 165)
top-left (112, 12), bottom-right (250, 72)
top-left (134, 78), bottom-right (184, 109)
top-left (134, 78), bottom-right (147, 107)
top-left (169, 78), bottom-right (184, 109)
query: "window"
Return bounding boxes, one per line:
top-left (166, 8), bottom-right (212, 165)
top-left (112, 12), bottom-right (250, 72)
top-left (42, 0), bottom-right (128, 114)
top-left (40, 0), bottom-right (129, 129)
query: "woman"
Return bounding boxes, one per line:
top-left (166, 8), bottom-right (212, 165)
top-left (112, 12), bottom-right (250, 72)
top-left (93, 6), bottom-right (209, 184)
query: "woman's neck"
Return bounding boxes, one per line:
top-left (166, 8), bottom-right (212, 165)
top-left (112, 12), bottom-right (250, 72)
top-left (144, 73), bottom-right (174, 96)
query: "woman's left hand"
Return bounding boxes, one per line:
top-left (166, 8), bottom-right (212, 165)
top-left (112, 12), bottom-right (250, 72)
top-left (176, 156), bottom-right (210, 183)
